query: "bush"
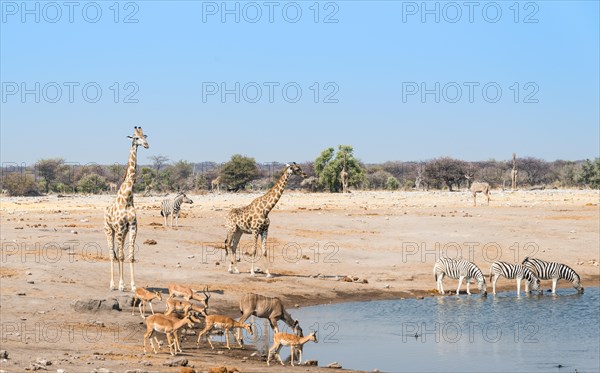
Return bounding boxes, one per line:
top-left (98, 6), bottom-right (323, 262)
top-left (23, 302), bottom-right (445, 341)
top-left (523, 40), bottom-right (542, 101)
top-left (2, 173), bottom-right (40, 196)
top-left (386, 176), bottom-right (400, 190)
top-left (77, 173), bottom-right (107, 194)
top-left (367, 170), bottom-right (393, 190)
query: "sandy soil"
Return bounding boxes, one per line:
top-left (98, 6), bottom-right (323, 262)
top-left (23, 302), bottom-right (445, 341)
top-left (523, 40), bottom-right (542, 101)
top-left (1, 189), bottom-right (599, 372)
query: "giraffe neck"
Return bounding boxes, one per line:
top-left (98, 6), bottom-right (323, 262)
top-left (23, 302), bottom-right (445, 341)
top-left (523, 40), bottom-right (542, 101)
top-left (257, 168), bottom-right (291, 215)
top-left (117, 143), bottom-right (138, 204)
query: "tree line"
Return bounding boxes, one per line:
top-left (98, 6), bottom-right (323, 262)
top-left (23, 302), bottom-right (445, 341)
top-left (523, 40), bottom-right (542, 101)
top-left (1, 147), bottom-right (599, 196)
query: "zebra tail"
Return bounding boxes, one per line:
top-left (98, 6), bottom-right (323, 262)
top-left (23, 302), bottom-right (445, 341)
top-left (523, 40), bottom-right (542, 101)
top-left (160, 211), bottom-right (164, 217)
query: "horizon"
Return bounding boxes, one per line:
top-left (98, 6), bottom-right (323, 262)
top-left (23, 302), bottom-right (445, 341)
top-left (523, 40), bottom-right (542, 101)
top-left (1, 1), bottom-right (599, 165)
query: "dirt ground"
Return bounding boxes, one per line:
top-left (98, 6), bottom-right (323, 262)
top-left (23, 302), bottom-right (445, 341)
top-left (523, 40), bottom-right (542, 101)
top-left (1, 189), bottom-right (599, 372)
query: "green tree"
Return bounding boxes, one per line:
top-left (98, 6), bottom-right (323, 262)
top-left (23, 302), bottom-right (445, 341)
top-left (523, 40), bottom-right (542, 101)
top-left (578, 158), bottom-right (600, 189)
top-left (35, 158), bottom-right (65, 193)
top-left (168, 160), bottom-right (194, 191)
top-left (77, 173), bottom-right (107, 194)
top-left (220, 155), bottom-right (260, 191)
top-left (2, 173), bottom-right (40, 196)
top-left (314, 145), bottom-right (366, 192)
top-left (425, 157), bottom-right (468, 191)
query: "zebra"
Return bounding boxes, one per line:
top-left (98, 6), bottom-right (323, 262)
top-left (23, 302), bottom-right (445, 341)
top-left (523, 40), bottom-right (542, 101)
top-left (522, 257), bottom-right (584, 294)
top-left (489, 261), bottom-right (541, 296)
top-left (161, 193), bottom-right (193, 227)
top-left (433, 257), bottom-right (487, 296)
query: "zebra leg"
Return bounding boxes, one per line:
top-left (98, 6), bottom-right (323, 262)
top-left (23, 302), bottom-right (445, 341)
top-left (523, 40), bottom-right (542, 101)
top-left (466, 277), bottom-right (472, 295)
top-left (516, 277), bottom-right (521, 296)
top-left (552, 278), bottom-right (558, 293)
top-left (492, 274), bottom-right (498, 295)
top-left (438, 273), bottom-right (445, 294)
top-left (525, 281), bottom-right (530, 293)
top-left (456, 276), bottom-right (464, 295)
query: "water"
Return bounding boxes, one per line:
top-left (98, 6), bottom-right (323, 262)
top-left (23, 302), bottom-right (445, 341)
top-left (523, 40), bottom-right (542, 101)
top-left (283, 288), bottom-right (600, 373)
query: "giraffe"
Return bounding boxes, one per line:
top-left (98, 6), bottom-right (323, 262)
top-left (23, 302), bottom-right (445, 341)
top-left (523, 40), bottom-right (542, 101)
top-left (511, 153), bottom-right (518, 191)
top-left (108, 182), bottom-right (118, 194)
top-left (104, 126), bottom-right (149, 292)
top-left (340, 153), bottom-right (349, 194)
top-left (211, 176), bottom-right (221, 193)
top-left (224, 162), bottom-right (306, 277)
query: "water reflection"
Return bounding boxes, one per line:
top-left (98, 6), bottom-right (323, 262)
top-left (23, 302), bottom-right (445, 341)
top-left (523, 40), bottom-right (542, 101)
top-left (274, 287), bottom-right (600, 372)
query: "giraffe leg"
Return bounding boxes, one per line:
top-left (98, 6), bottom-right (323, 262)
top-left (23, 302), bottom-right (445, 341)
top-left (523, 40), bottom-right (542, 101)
top-left (250, 233), bottom-right (259, 276)
top-left (227, 230), bottom-right (242, 274)
top-left (128, 222), bottom-right (137, 292)
top-left (261, 228), bottom-right (272, 278)
top-left (105, 224), bottom-right (117, 291)
top-left (115, 228), bottom-right (127, 292)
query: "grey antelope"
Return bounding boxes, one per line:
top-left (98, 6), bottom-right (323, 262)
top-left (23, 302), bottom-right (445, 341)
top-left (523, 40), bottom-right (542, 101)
top-left (489, 261), bottom-right (541, 295)
top-left (161, 192), bottom-right (193, 227)
top-left (132, 287), bottom-right (163, 319)
top-left (434, 257), bottom-right (487, 296)
top-left (267, 331), bottom-right (318, 366)
top-left (237, 293), bottom-right (302, 344)
top-left (168, 284), bottom-right (211, 305)
top-left (522, 257), bottom-right (584, 294)
top-left (143, 313), bottom-right (198, 356)
top-left (196, 315), bottom-right (253, 350)
top-left (465, 175), bottom-right (490, 206)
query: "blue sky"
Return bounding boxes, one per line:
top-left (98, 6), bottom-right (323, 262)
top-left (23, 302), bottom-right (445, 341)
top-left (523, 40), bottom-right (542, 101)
top-left (1, 1), bottom-right (598, 165)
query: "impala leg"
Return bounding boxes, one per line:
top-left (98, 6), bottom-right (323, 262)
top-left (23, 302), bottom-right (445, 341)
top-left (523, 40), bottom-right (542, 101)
top-left (267, 342), bottom-right (279, 366)
top-left (149, 302), bottom-right (155, 315)
top-left (290, 346), bottom-right (295, 366)
top-left (277, 345), bottom-right (284, 365)
top-left (139, 302), bottom-right (145, 319)
top-left (225, 328), bottom-right (231, 350)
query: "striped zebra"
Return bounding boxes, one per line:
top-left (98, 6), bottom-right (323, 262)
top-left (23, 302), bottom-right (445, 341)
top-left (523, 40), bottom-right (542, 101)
top-left (489, 261), bottom-right (541, 296)
top-left (522, 257), bottom-right (584, 294)
top-left (433, 257), bottom-right (487, 296)
top-left (161, 193), bottom-right (193, 227)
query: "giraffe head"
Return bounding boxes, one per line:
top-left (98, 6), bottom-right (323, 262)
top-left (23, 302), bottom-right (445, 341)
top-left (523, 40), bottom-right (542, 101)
top-left (127, 126), bottom-right (149, 149)
top-left (285, 162), bottom-right (307, 178)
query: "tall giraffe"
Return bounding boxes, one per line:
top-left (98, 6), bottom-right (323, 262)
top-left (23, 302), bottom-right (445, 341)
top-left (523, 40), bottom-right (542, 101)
top-left (224, 162), bottom-right (306, 277)
top-left (104, 126), bottom-right (149, 292)
top-left (511, 153), bottom-right (518, 191)
top-left (340, 153), bottom-right (349, 194)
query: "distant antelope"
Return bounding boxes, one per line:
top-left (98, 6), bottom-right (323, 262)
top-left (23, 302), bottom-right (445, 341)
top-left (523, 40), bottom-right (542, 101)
top-left (132, 287), bottom-right (163, 319)
top-left (434, 257), bottom-right (487, 296)
top-left (165, 297), bottom-right (208, 317)
top-left (196, 315), bottom-right (253, 350)
top-left (489, 261), bottom-right (541, 295)
top-left (161, 192), bottom-right (193, 227)
top-left (522, 257), bottom-right (584, 294)
top-left (465, 175), bottom-right (490, 206)
top-left (267, 331), bottom-right (318, 366)
top-left (143, 313), bottom-right (197, 356)
top-left (168, 284), bottom-right (211, 305)
top-left (237, 293), bottom-right (301, 344)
